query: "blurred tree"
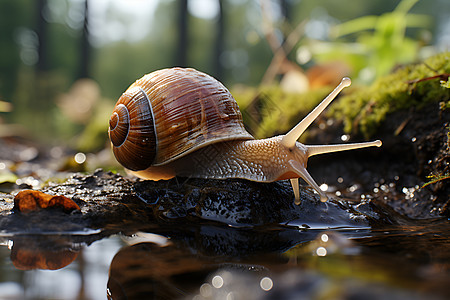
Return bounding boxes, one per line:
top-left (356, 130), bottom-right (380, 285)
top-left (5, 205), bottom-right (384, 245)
top-left (2, 0), bottom-right (95, 141)
top-left (36, 0), bottom-right (49, 72)
top-left (0, 0), bottom-right (31, 102)
top-left (213, 0), bottom-right (224, 80)
top-left (280, 0), bottom-right (292, 23)
top-left (92, 1), bottom-right (182, 99)
top-left (1, 0), bottom-right (442, 144)
top-left (79, 0), bottom-right (91, 79)
top-left (176, 0), bottom-right (188, 66)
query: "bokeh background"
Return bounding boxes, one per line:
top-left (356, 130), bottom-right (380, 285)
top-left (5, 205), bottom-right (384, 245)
top-left (1, 2), bottom-right (450, 299)
top-left (0, 0), bottom-right (449, 153)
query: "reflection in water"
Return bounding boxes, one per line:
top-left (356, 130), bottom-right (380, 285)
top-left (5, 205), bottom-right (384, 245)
top-left (10, 235), bottom-right (80, 270)
top-left (0, 234), bottom-right (122, 299)
top-left (107, 237), bottom-right (287, 299)
top-left (0, 219), bottom-right (449, 299)
top-left (108, 242), bottom-right (215, 299)
top-left (106, 220), bottom-right (449, 299)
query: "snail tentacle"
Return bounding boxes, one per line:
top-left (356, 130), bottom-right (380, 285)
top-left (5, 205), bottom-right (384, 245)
top-left (288, 159), bottom-right (327, 202)
top-left (290, 178), bottom-right (300, 205)
top-left (306, 140), bottom-right (382, 157)
top-left (281, 77), bottom-right (351, 149)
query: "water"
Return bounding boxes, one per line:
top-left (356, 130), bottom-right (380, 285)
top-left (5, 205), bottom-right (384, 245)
top-left (0, 217), bottom-right (448, 300)
top-left (0, 235), bottom-right (122, 299)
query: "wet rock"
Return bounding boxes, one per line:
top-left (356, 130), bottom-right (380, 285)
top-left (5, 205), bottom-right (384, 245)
top-left (0, 170), bottom-right (405, 236)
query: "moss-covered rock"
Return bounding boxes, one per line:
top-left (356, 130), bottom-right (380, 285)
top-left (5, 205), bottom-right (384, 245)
top-left (330, 52), bottom-right (450, 137)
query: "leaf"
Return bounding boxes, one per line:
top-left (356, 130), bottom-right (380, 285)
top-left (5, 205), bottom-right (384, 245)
top-left (13, 190), bottom-right (81, 213)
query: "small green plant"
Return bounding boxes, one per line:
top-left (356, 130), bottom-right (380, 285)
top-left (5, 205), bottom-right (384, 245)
top-left (441, 79), bottom-right (450, 89)
top-left (307, 0), bottom-right (431, 83)
top-left (421, 125), bottom-right (450, 188)
top-left (422, 173), bottom-right (450, 188)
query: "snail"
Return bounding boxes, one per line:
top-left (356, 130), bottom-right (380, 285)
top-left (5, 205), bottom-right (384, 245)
top-left (108, 67), bottom-right (381, 204)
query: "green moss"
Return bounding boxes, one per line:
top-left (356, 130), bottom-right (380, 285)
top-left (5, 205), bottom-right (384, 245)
top-left (233, 86), bottom-right (330, 139)
top-left (330, 52), bottom-right (450, 137)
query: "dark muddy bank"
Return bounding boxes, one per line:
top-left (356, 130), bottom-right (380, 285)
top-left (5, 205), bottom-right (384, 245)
top-left (308, 101), bottom-right (449, 219)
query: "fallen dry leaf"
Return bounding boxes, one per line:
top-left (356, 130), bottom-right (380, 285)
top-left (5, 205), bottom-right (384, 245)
top-left (14, 190), bottom-right (80, 213)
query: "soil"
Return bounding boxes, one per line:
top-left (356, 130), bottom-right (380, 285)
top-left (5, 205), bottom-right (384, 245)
top-left (307, 101), bottom-right (449, 219)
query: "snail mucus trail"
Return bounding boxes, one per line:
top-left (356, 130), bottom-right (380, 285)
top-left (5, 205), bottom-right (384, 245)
top-left (108, 68), bottom-right (382, 205)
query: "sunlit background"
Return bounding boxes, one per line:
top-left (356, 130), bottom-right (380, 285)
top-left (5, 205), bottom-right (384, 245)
top-left (1, 0), bottom-right (449, 153)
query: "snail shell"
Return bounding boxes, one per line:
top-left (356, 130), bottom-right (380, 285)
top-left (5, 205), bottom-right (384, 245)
top-left (109, 68), bottom-right (253, 171)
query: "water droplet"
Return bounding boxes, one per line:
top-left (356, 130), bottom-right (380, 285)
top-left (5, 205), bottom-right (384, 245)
top-left (348, 184), bottom-right (359, 193)
top-left (316, 246), bottom-right (327, 256)
top-left (260, 277), bottom-right (273, 291)
top-left (212, 275), bottom-right (224, 289)
top-left (341, 134), bottom-right (350, 142)
top-left (319, 183), bottom-right (328, 191)
top-left (74, 152), bottom-right (86, 164)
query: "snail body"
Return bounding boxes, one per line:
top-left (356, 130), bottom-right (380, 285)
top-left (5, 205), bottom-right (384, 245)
top-left (109, 68), bottom-right (381, 204)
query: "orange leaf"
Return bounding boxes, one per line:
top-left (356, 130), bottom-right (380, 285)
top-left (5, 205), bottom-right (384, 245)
top-left (14, 190), bottom-right (80, 213)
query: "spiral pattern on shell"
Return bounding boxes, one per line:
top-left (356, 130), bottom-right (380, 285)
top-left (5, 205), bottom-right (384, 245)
top-left (108, 87), bottom-right (157, 171)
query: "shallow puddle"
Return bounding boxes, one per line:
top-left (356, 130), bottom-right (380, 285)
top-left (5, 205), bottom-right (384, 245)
top-left (1, 216), bottom-right (448, 299)
top-left (0, 234), bottom-right (121, 299)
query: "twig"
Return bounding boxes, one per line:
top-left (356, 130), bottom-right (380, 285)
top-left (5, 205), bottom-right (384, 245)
top-left (406, 73), bottom-right (450, 85)
top-left (261, 20), bottom-right (308, 85)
